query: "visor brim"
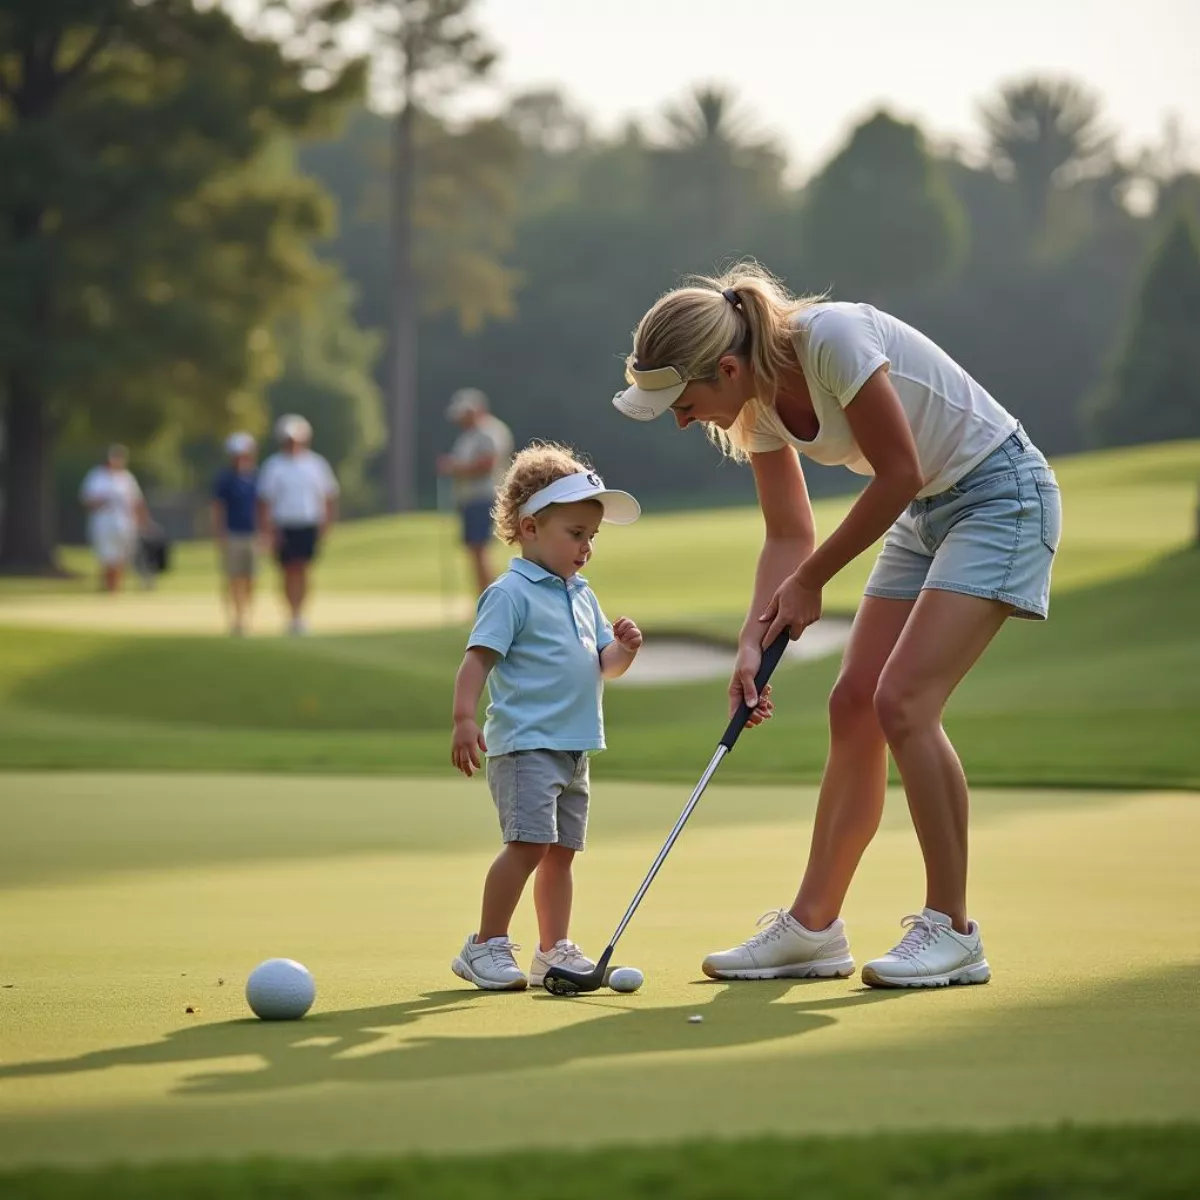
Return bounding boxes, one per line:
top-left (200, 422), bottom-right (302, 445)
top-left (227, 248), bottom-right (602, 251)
top-left (612, 380), bottom-right (685, 422)
top-left (594, 489), bottom-right (641, 524)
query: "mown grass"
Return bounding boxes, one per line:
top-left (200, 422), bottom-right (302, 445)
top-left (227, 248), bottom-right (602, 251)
top-left (3, 1124), bottom-right (1197, 1199)
top-left (5, 440), bottom-right (1197, 614)
top-left (4, 771), bottom-right (1197, 1165)
top-left (0, 441), bottom-right (1195, 788)
top-left (0, 544), bottom-right (1196, 787)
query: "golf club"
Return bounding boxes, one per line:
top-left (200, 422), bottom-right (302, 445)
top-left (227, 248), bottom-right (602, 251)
top-left (436, 471), bottom-right (456, 625)
top-left (543, 628), bottom-right (792, 996)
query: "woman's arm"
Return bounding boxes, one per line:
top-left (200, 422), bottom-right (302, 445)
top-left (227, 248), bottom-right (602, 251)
top-left (761, 368), bottom-right (924, 645)
top-left (742, 447), bottom-right (816, 645)
top-left (730, 447), bottom-right (816, 713)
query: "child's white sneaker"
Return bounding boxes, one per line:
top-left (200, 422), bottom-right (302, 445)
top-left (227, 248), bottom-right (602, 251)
top-left (452, 934), bottom-right (528, 991)
top-left (529, 939), bottom-right (595, 987)
top-left (701, 910), bottom-right (856, 980)
top-left (862, 908), bottom-right (991, 989)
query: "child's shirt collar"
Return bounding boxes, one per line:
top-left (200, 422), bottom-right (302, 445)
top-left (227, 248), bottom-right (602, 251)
top-left (509, 556), bottom-right (588, 589)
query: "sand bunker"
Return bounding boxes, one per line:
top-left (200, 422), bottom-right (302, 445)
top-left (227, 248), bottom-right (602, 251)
top-left (611, 619), bottom-right (853, 686)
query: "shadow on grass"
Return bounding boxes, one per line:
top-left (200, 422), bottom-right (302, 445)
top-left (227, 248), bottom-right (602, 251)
top-left (0, 981), bottom-right (911, 1097)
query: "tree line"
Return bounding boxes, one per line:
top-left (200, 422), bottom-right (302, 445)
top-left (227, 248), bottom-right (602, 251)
top-left (2, 0), bottom-right (1198, 570)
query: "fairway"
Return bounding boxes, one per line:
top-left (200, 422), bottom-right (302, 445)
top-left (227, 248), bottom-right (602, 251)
top-left (1, 772), bottom-right (1196, 1167)
top-left (5, 441), bottom-right (1197, 634)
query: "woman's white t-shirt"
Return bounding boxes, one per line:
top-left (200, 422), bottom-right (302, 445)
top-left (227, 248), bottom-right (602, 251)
top-left (738, 303), bottom-right (1017, 498)
top-left (79, 466), bottom-right (142, 536)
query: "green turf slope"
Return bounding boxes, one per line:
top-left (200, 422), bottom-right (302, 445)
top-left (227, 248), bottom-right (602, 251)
top-left (1, 773), bottom-right (1196, 1166)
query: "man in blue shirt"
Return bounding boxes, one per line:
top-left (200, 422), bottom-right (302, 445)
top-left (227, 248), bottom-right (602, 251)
top-left (211, 432), bottom-right (260, 636)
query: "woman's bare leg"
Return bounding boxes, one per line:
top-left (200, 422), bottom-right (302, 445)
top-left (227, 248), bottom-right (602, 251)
top-left (873, 589), bottom-right (1009, 932)
top-left (789, 596), bottom-right (915, 930)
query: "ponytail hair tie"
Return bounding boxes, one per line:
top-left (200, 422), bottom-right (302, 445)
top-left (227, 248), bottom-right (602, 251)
top-left (721, 287), bottom-right (742, 309)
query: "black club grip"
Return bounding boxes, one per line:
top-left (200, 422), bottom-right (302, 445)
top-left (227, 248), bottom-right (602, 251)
top-left (719, 629), bottom-right (791, 751)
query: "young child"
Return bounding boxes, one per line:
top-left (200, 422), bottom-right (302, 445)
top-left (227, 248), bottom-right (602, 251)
top-left (450, 443), bottom-right (643, 990)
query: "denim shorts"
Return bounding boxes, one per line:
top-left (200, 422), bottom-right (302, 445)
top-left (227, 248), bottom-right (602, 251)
top-left (460, 498), bottom-right (494, 547)
top-left (864, 428), bottom-right (1062, 620)
top-left (485, 749), bottom-right (590, 851)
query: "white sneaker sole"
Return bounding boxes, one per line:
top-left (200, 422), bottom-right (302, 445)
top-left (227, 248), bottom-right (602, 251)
top-left (451, 955), bottom-right (528, 991)
top-left (861, 959), bottom-right (991, 989)
top-left (701, 955), bottom-right (856, 981)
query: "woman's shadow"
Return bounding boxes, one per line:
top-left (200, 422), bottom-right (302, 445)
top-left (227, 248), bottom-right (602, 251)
top-left (0, 980), bottom-right (908, 1098)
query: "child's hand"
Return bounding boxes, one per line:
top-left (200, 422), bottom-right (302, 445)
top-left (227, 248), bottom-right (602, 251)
top-left (452, 718), bottom-right (487, 777)
top-left (612, 617), bottom-right (643, 653)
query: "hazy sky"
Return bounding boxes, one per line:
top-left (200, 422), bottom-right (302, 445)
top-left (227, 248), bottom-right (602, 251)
top-left (465, 0), bottom-right (1198, 177)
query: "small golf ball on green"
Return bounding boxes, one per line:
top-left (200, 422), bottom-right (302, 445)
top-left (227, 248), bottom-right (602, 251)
top-left (688, 1013), bottom-right (704, 1024)
top-left (245, 958), bottom-right (315, 1020)
top-left (607, 966), bottom-right (644, 993)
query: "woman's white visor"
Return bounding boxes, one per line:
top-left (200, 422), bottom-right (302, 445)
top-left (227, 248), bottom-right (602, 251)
top-left (612, 365), bottom-right (688, 422)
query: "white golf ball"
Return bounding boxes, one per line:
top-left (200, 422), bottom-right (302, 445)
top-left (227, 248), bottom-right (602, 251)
top-left (245, 958), bottom-right (315, 1020)
top-left (688, 1014), bottom-right (704, 1024)
top-left (607, 966), bottom-right (644, 993)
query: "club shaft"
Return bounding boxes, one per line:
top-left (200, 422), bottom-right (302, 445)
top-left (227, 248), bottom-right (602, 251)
top-left (606, 744), bottom-right (728, 950)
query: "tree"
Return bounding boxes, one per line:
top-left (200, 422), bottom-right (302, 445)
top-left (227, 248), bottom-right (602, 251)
top-left (503, 88), bottom-right (592, 215)
top-left (267, 281), bottom-right (385, 514)
top-left (1089, 211), bottom-right (1200, 448)
top-left (344, 0), bottom-right (501, 513)
top-left (0, 0), bottom-right (361, 572)
top-left (981, 77), bottom-right (1112, 235)
top-left (802, 110), bottom-right (967, 302)
top-left (298, 106), bottom-right (519, 337)
top-left (650, 86), bottom-right (786, 250)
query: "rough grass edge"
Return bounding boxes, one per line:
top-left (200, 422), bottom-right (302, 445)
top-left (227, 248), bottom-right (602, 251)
top-left (3, 1122), bottom-right (1197, 1198)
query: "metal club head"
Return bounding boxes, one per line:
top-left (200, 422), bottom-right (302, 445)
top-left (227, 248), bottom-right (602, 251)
top-left (542, 947), bottom-right (613, 996)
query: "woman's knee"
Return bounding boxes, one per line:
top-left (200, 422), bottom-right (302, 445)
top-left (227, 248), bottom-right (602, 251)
top-left (873, 672), bottom-right (936, 744)
top-left (828, 671), bottom-right (880, 736)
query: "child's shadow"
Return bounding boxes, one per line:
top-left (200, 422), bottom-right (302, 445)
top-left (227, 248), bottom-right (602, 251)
top-left (0, 981), bottom-right (909, 1098)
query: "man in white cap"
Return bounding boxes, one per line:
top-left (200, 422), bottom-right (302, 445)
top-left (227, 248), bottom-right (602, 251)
top-left (437, 388), bottom-right (513, 595)
top-left (257, 414), bottom-right (339, 635)
top-left (211, 431), bottom-right (260, 635)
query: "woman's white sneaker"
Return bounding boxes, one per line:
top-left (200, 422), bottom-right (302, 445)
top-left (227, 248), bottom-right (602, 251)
top-left (702, 910), bottom-right (856, 980)
top-left (862, 908), bottom-right (992, 989)
top-left (451, 934), bottom-right (528, 990)
top-left (529, 939), bottom-right (596, 987)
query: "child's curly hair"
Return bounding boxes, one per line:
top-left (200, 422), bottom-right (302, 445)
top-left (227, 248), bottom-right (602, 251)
top-left (491, 442), bottom-right (594, 544)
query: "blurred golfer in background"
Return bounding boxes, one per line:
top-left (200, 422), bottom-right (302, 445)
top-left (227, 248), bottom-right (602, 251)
top-left (257, 415), bottom-right (339, 636)
top-left (212, 431), bottom-right (260, 636)
top-left (79, 444), bottom-right (147, 593)
top-left (437, 388), bottom-right (514, 596)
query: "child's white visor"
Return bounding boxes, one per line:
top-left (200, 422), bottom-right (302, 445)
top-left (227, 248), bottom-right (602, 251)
top-left (518, 471), bottom-right (641, 524)
top-left (612, 365), bottom-right (688, 422)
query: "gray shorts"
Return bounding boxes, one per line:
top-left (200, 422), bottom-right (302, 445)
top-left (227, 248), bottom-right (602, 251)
top-left (223, 534), bottom-right (258, 579)
top-left (485, 750), bottom-right (590, 851)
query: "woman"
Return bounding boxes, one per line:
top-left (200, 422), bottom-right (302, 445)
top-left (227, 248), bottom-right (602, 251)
top-left (79, 444), bottom-right (147, 593)
top-left (612, 263), bottom-right (1061, 989)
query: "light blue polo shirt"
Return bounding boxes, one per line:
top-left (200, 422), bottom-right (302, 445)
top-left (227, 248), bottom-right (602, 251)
top-left (467, 557), bottom-right (615, 755)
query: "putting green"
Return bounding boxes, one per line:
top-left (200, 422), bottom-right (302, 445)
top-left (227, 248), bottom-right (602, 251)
top-left (0, 773), bottom-right (1196, 1166)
